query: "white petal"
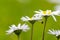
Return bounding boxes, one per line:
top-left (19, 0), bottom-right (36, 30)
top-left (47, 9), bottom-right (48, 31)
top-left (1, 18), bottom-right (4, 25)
top-left (17, 23), bottom-right (21, 29)
top-left (33, 13), bottom-right (42, 20)
top-left (25, 16), bottom-right (30, 20)
top-left (6, 29), bottom-right (14, 34)
top-left (48, 29), bottom-right (55, 35)
top-left (6, 24), bottom-right (18, 34)
top-left (9, 25), bottom-right (16, 29)
top-left (34, 11), bottom-right (40, 14)
top-left (21, 17), bottom-right (28, 21)
top-left (51, 15), bottom-right (57, 22)
top-left (8, 25), bottom-right (17, 31)
top-left (52, 10), bottom-right (60, 16)
top-left (48, 29), bottom-right (60, 37)
top-left (21, 24), bottom-right (30, 32)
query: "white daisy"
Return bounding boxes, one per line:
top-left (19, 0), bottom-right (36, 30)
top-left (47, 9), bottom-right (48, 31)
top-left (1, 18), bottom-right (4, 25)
top-left (48, 29), bottom-right (60, 37)
top-left (6, 23), bottom-right (30, 34)
top-left (21, 16), bottom-right (42, 24)
top-left (34, 10), bottom-right (60, 21)
top-left (21, 16), bottom-right (42, 21)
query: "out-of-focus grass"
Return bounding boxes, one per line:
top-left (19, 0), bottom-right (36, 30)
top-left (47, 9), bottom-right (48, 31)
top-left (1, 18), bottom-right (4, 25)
top-left (0, 0), bottom-right (60, 40)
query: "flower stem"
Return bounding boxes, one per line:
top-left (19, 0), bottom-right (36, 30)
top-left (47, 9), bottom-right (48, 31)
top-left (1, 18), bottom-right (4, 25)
top-left (57, 38), bottom-right (59, 40)
top-left (42, 17), bottom-right (48, 40)
top-left (17, 35), bottom-right (20, 40)
top-left (31, 24), bottom-right (34, 40)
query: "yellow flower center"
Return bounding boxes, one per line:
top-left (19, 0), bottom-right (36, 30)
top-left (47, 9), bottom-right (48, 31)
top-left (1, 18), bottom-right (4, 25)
top-left (48, 11), bottom-right (51, 14)
top-left (43, 11), bottom-right (46, 14)
top-left (43, 10), bottom-right (51, 15)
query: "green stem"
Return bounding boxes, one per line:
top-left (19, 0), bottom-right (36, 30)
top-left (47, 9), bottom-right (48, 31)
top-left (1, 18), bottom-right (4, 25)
top-left (57, 38), bottom-right (59, 40)
top-left (31, 24), bottom-right (34, 40)
top-left (42, 17), bottom-right (48, 40)
top-left (17, 35), bottom-right (20, 40)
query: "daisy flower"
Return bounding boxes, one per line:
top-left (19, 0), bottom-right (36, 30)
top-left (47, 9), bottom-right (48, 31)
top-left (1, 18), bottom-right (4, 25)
top-left (6, 23), bottom-right (30, 35)
top-left (48, 29), bottom-right (60, 36)
top-left (34, 10), bottom-right (60, 21)
top-left (48, 29), bottom-right (60, 40)
top-left (21, 16), bottom-right (42, 21)
top-left (21, 16), bottom-right (42, 24)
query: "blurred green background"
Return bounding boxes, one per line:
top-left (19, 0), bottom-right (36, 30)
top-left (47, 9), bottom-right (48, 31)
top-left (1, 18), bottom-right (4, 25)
top-left (0, 0), bottom-right (60, 40)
